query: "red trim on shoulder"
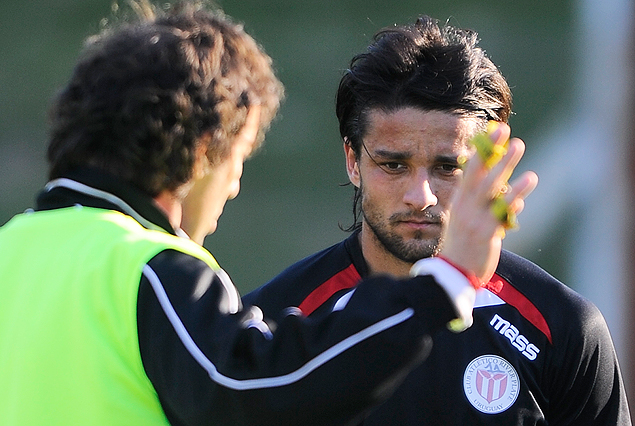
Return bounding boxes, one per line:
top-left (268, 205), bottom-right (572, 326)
top-left (298, 264), bottom-right (362, 316)
top-left (485, 274), bottom-right (553, 344)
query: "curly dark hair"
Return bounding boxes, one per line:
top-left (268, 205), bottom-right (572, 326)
top-left (335, 15), bottom-right (512, 231)
top-left (47, 1), bottom-right (283, 196)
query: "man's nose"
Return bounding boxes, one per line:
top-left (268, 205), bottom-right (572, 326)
top-left (403, 170), bottom-right (438, 211)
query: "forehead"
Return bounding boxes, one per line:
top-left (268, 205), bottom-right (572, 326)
top-left (363, 107), bottom-right (480, 153)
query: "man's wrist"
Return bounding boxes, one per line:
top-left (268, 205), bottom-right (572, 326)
top-left (435, 255), bottom-right (483, 289)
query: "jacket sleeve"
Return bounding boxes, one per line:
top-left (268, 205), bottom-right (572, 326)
top-left (547, 297), bottom-right (631, 426)
top-left (137, 249), bottom-right (464, 426)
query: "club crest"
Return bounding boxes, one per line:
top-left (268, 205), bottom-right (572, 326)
top-left (463, 355), bottom-right (520, 414)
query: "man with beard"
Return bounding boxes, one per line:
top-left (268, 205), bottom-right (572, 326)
top-left (244, 16), bottom-right (631, 425)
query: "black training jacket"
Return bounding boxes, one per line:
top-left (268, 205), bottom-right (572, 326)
top-left (245, 231), bottom-right (632, 425)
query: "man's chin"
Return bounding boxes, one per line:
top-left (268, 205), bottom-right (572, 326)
top-left (386, 238), bottom-right (440, 264)
top-left (364, 219), bottom-right (440, 262)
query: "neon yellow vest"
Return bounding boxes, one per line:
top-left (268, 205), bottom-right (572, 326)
top-left (0, 207), bottom-right (221, 425)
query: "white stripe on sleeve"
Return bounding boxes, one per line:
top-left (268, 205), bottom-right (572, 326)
top-left (142, 264), bottom-right (415, 391)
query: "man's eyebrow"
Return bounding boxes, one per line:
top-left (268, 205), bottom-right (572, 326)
top-left (369, 148), bottom-right (412, 160)
top-left (435, 154), bottom-right (462, 164)
top-left (370, 150), bottom-right (462, 164)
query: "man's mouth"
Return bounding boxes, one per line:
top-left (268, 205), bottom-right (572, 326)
top-left (392, 211), bottom-right (443, 226)
top-left (398, 219), bottom-right (440, 228)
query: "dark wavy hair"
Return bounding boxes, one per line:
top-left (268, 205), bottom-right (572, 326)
top-left (47, 1), bottom-right (283, 197)
top-left (336, 15), bottom-right (512, 231)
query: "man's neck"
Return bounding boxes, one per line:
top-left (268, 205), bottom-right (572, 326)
top-left (358, 227), bottom-right (413, 278)
top-left (153, 190), bottom-right (183, 233)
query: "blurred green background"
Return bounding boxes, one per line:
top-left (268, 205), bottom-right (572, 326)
top-left (0, 0), bottom-right (574, 293)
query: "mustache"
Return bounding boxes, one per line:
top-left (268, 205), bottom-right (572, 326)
top-left (389, 209), bottom-right (445, 224)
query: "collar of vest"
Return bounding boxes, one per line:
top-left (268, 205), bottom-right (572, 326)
top-left (35, 167), bottom-right (176, 235)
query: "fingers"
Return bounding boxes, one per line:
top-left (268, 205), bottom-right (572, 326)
top-left (489, 120), bottom-right (511, 148)
top-left (488, 168), bottom-right (538, 232)
top-left (468, 121), bottom-right (511, 169)
top-left (462, 122), bottom-right (514, 193)
top-left (482, 138), bottom-right (526, 229)
top-left (465, 135), bottom-right (524, 206)
top-left (439, 122), bottom-right (537, 282)
top-left (472, 131), bottom-right (536, 230)
top-left (505, 170), bottom-right (539, 216)
top-left (487, 137), bottom-right (524, 194)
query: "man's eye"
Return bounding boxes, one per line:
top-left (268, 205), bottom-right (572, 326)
top-left (380, 162), bottom-right (406, 172)
top-left (438, 163), bottom-right (462, 175)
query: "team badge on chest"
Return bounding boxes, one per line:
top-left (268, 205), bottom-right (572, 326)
top-left (463, 355), bottom-right (520, 414)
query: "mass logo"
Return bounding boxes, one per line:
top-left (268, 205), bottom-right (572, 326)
top-left (463, 355), bottom-right (520, 414)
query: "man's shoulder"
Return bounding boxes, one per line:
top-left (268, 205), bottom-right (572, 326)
top-left (496, 250), bottom-right (604, 334)
top-left (244, 235), bottom-right (360, 314)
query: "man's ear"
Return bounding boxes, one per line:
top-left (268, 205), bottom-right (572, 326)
top-left (192, 141), bottom-right (210, 181)
top-left (344, 140), bottom-right (361, 188)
